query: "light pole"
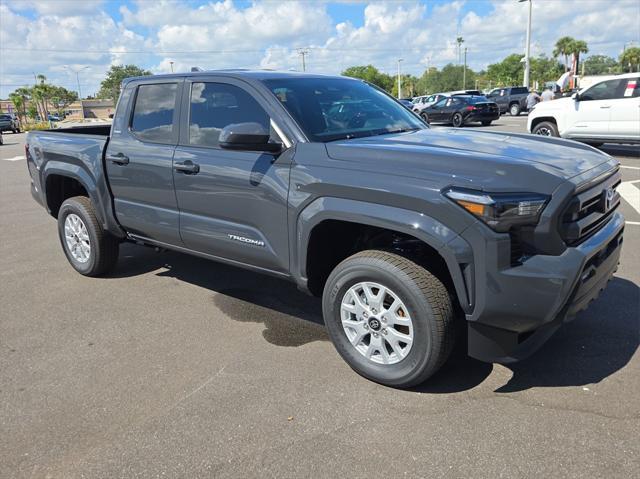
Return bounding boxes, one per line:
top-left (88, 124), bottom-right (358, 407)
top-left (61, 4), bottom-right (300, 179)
top-left (519, 0), bottom-right (532, 88)
top-left (397, 58), bottom-right (403, 99)
top-left (64, 65), bottom-right (89, 99)
top-left (169, 61), bottom-right (174, 73)
top-left (463, 47), bottom-right (467, 89)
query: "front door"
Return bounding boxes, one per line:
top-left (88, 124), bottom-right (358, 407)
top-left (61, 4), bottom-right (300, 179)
top-left (105, 80), bottom-right (183, 245)
top-left (565, 78), bottom-right (622, 138)
top-left (172, 78), bottom-right (291, 273)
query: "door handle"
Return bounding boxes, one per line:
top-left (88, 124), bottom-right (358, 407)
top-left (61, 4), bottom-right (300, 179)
top-left (107, 153), bottom-right (129, 165)
top-left (174, 161), bottom-right (200, 174)
top-left (599, 105), bottom-right (611, 109)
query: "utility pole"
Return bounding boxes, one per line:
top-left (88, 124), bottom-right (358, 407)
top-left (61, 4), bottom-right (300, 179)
top-left (520, 0), bottom-right (532, 88)
top-left (169, 61), bottom-right (174, 73)
top-left (64, 65), bottom-right (89, 99)
top-left (463, 47), bottom-right (467, 89)
top-left (296, 48), bottom-right (310, 72)
top-left (397, 58), bottom-right (403, 99)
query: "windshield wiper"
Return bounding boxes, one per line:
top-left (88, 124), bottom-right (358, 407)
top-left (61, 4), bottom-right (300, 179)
top-left (380, 127), bottom-right (422, 135)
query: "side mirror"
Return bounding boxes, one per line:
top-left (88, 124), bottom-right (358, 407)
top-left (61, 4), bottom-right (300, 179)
top-left (219, 122), bottom-right (282, 153)
top-left (572, 92), bottom-right (579, 101)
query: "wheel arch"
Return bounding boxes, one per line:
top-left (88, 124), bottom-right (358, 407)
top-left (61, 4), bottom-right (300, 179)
top-left (294, 197), bottom-right (474, 313)
top-left (530, 115), bottom-right (557, 131)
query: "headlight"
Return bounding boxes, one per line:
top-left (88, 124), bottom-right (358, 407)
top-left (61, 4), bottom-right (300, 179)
top-left (445, 188), bottom-right (549, 232)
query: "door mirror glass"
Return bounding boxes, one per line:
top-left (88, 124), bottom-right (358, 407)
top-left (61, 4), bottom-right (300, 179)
top-left (219, 122), bottom-right (282, 153)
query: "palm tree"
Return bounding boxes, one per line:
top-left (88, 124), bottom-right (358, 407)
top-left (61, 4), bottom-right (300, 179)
top-left (569, 39), bottom-right (589, 73)
top-left (619, 46), bottom-right (640, 72)
top-left (553, 36), bottom-right (575, 72)
top-left (456, 37), bottom-right (465, 65)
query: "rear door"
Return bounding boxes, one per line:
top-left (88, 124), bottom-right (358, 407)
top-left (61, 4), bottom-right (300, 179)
top-left (105, 79), bottom-right (183, 245)
top-left (427, 97), bottom-right (448, 121)
top-left (609, 76), bottom-right (640, 140)
top-left (172, 77), bottom-right (292, 273)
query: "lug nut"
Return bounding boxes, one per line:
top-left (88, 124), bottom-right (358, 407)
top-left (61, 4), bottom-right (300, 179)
top-left (373, 332), bottom-right (379, 338)
top-left (381, 316), bottom-right (387, 323)
top-left (371, 308), bottom-right (377, 314)
top-left (363, 312), bottom-right (368, 318)
top-left (382, 329), bottom-right (387, 335)
top-left (364, 324), bottom-right (369, 330)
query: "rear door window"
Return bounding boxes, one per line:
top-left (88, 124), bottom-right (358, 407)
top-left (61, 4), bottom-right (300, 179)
top-left (130, 83), bottom-right (178, 143)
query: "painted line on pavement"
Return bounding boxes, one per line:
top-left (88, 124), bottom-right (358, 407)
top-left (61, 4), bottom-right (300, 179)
top-left (618, 180), bottom-right (640, 216)
top-left (620, 165), bottom-right (640, 170)
top-left (2, 155), bottom-right (26, 162)
top-left (626, 221), bottom-right (640, 225)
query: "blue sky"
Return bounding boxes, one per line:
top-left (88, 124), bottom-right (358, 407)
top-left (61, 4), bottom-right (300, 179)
top-left (1, 0), bottom-right (638, 98)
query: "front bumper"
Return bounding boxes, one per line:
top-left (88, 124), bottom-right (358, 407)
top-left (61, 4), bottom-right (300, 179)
top-left (465, 211), bottom-right (624, 363)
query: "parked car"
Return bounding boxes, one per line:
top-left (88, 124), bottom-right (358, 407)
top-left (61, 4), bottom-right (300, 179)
top-left (0, 113), bottom-right (20, 133)
top-left (413, 90), bottom-right (482, 115)
top-left (26, 71), bottom-right (624, 388)
top-left (47, 114), bottom-right (62, 122)
top-left (398, 99), bottom-right (414, 110)
top-left (421, 95), bottom-right (499, 126)
top-left (528, 72), bottom-right (640, 145)
top-left (486, 86), bottom-right (529, 116)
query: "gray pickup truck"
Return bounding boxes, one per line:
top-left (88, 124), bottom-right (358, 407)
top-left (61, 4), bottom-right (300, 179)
top-left (26, 71), bottom-right (624, 388)
top-left (486, 86), bottom-right (530, 116)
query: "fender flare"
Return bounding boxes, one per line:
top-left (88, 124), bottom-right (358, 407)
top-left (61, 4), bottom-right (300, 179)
top-left (294, 197), bottom-right (474, 313)
top-left (42, 161), bottom-right (126, 238)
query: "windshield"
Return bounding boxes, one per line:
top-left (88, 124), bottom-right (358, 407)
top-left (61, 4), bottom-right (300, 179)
top-left (262, 77), bottom-right (425, 142)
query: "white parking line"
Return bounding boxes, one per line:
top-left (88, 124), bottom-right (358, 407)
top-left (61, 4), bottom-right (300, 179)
top-left (620, 165), bottom-right (640, 170)
top-left (618, 180), bottom-right (640, 215)
top-left (2, 155), bottom-right (26, 162)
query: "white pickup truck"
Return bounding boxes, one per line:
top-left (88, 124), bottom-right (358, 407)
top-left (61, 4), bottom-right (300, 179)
top-left (528, 72), bottom-right (640, 146)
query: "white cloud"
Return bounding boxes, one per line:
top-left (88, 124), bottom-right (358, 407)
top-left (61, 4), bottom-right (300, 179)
top-left (1, 0), bottom-right (639, 98)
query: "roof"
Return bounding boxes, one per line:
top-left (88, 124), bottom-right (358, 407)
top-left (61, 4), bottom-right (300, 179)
top-left (122, 69), bottom-right (348, 85)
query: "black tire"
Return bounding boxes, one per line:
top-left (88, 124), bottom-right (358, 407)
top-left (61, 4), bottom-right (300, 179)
top-left (57, 196), bottom-right (119, 276)
top-left (481, 120), bottom-right (492, 126)
top-left (452, 113), bottom-right (464, 127)
top-left (509, 103), bottom-right (521, 116)
top-left (322, 250), bottom-right (455, 388)
top-left (420, 112), bottom-right (430, 124)
top-left (532, 120), bottom-right (559, 137)
top-left (13, 128), bottom-right (20, 134)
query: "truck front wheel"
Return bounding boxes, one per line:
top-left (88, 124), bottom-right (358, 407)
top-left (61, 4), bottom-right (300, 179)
top-left (57, 196), bottom-right (119, 276)
top-left (322, 250), bottom-right (455, 388)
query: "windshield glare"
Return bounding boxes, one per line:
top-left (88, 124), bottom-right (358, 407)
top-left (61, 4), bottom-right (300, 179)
top-left (262, 78), bottom-right (425, 142)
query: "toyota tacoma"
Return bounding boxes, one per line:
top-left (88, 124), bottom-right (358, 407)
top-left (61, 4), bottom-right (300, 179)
top-left (25, 71), bottom-right (624, 387)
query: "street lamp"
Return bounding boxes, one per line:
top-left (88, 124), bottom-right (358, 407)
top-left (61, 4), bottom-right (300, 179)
top-left (63, 65), bottom-right (90, 99)
top-left (519, 0), bottom-right (532, 89)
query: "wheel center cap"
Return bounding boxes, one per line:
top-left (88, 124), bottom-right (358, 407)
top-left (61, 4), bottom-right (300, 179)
top-left (368, 317), bottom-right (381, 331)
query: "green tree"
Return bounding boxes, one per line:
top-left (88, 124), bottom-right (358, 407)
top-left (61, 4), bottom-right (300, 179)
top-left (530, 55), bottom-right (564, 86)
top-left (620, 47), bottom-right (640, 73)
top-left (486, 54), bottom-right (524, 86)
top-left (553, 36), bottom-right (575, 72)
top-left (48, 85), bottom-right (78, 115)
top-left (97, 64), bottom-right (152, 100)
top-left (416, 64), bottom-right (476, 94)
top-left (582, 55), bottom-right (619, 75)
top-left (8, 88), bottom-right (29, 124)
top-left (341, 65), bottom-right (394, 91)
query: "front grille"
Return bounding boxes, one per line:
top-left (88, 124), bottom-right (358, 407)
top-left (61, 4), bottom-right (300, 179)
top-left (560, 170), bottom-right (621, 245)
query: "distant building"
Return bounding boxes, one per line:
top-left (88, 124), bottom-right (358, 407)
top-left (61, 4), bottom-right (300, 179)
top-left (66, 99), bottom-right (115, 119)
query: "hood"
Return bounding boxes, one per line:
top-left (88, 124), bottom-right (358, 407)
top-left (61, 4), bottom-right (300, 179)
top-left (532, 96), bottom-right (573, 112)
top-left (325, 128), bottom-right (616, 194)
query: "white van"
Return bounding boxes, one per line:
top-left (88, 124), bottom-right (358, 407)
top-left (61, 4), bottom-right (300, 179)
top-left (528, 72), bottom-right (640, 145)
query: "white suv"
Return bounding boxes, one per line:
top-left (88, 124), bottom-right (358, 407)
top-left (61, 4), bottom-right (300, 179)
top-left (528, 72), bottom-right (639, 145)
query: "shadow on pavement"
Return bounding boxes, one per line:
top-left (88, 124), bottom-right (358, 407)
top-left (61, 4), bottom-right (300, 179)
top-left (110, 244), bottom-right (639, 393)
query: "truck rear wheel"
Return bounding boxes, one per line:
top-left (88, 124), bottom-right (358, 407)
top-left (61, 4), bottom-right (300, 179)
top-left (322, 250), bottom-right (455, 388)
top-left (509, 103), bottom-right (521, 116)
top-left (57, 196), bottom-right (119, 276)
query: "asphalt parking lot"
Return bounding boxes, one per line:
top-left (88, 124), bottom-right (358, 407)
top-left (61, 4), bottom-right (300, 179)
top-left (1, 118), bottom-right (638, 478)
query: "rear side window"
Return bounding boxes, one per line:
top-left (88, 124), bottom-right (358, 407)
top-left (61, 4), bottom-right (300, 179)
top-left (622, 77), bottom-right (640, 98)
top-left (130, 83), bottom-right (177, 143)
top-left (512, 87), bottom-right (528, 95)
top-left (188, 82), bottom-right (270, 147)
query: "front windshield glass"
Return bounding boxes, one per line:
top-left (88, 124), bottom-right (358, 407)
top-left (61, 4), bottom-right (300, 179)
top-left (262, 77), bottom-right (425, 142)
